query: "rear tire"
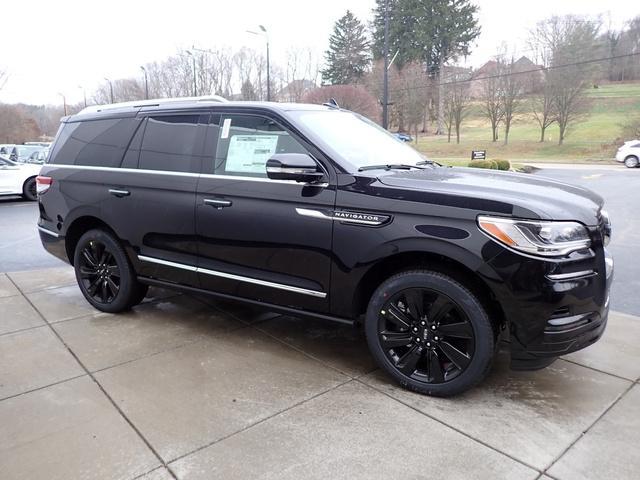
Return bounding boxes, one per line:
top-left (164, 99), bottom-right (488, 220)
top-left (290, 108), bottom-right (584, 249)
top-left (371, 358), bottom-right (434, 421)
top-left (73, 229), bottom-right (146, 313)
top-left (22, 177), bottom-right (37, 201)
top-left (365, 270), bottom-right (495, 397)
top-left (624, 156), bottom-right (639, 168)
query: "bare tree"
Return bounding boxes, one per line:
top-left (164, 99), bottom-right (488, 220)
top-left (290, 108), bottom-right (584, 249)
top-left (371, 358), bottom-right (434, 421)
top-left (443, 74), bottom-right (471, 144)
top-left (498, 57), bottom-right (525, 145)
top-left (533, 15), bottom-right (600, 145)
top-left (480, 73), bottom-right (503, 142)
top-left (398, 63), bottom-right (431, 142)
top-left (0, 68), bottom-right (7, 91)
top-left (530, 73), bottom-right (557, 142)
top-left (302, 84), bottom-right (380, 122)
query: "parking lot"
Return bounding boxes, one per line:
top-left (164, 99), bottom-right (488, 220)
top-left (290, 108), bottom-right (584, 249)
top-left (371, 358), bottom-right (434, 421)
top-left (1, 165), bottom-right (639, 479)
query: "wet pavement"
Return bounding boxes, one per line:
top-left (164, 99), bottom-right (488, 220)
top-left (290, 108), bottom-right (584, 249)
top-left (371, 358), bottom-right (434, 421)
top-left (1, 266), bottom-right (639, 480)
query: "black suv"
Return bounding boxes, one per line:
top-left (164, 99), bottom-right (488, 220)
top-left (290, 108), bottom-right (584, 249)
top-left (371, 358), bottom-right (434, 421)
top-left (37, 98), bottom-right (613, 396)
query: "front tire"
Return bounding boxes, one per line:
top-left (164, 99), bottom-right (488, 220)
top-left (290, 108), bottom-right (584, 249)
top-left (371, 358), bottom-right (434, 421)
top-left (624, 156), bottom-right (639, 168)
top-left (22, 177), bottom-right (37, 201)
top-left (365, 270), bottom-right (495, 397)
top-left (73, 229), bottom-right (146, 313)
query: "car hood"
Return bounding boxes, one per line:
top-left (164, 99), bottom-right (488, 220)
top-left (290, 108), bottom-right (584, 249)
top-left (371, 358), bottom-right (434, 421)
top-left (377, 166), bottom-right (604, 225)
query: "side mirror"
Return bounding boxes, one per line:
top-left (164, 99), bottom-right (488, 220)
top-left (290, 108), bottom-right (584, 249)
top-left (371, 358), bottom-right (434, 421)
top-left (266, 153), bottom-right (324, 183)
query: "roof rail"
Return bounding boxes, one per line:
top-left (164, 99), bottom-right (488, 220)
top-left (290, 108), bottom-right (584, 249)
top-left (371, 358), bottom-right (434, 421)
top-left (78, 95), bottom-right (228, 115)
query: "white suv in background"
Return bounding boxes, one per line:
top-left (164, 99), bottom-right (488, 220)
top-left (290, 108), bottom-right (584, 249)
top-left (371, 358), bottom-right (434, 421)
top-left (0, 155), bottom-right (41, 201)
top-left (616, 140), bottom-right (640, 168)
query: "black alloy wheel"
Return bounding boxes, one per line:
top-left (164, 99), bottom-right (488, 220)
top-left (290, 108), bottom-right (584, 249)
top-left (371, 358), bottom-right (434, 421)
top-left (378, 288), bottom-right (475, 384)
top-left (78, 240), bottom-right (121, 304)
top-left (23, 177), bottom-right (37, 201)
top-left (365, 270), bottom-right (494, 397)
top-left (73, 229), bottom-right (148, 313)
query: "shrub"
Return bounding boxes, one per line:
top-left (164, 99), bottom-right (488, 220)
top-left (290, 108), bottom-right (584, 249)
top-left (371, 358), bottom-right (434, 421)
top-left (494, 159), bottom-right (511, 171)
top-left (468, 160), bottom-right (498, 169)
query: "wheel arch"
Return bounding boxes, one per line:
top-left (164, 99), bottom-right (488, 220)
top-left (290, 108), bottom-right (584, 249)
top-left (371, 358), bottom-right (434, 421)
top-left (64, 215), bottom-right (118, 265)
top-left (352, 250), bottom-right (505, 333)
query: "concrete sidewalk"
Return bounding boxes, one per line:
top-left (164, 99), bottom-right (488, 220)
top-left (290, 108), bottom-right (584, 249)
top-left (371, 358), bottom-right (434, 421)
top-left (1, 266), bottom-right (639, 480)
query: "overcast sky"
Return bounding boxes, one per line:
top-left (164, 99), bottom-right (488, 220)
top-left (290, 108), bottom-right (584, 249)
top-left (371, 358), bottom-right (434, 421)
top-left (0, 0), bottom-right (636, 105)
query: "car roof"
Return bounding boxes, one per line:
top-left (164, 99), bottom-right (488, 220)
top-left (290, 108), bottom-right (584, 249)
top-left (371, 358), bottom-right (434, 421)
top-left (71, 96), bottom-right (335, 121)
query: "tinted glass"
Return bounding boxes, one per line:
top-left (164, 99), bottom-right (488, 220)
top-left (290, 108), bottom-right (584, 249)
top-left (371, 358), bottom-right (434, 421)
top-left (139, 115), bottom-right (200, 172)
top-left (213, 114), bottom-right (308, 177)
top-left (48, 118), bottom-right (137, 167)
top-left (121, 119), bottom-right (146, 169)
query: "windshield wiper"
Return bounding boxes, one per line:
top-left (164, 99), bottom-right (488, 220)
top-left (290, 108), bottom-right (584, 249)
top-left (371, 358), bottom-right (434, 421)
top-left (416, 159), bottom-right (443, 167)
top-left (358, 164), bottom-right (427, 172)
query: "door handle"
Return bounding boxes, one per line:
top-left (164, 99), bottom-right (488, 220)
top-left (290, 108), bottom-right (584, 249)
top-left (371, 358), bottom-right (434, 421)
top-left (204, 198), bottom-right (232, 208)
top-left (109, 188), bottom-right (130, 197)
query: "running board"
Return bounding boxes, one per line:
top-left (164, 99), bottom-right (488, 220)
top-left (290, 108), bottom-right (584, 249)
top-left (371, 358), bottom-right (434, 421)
top-left (137, 276), bottom-right (355, 326)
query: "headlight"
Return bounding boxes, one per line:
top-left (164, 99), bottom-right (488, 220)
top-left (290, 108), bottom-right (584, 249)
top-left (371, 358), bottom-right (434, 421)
top-left (478, 216), bottom-right (591, 257)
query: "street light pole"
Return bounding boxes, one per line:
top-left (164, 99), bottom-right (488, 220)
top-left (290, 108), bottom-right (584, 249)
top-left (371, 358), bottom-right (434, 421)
top-left (78, 86), bottom-right (87, 107)
top-left (186, 51), bottom-right (197, 97)
top-left (382, 0), bottom-right (389, 130)
top-left (247, 26), bottom-right (271, 101)
top-left (140, 66), bottom-right (149, 99)
top-left (58, 93), bottom-right (67, 116)
top-left (260, 25), bottom-right (271, 102)
top-left (104, 77), bottom-right (114, 103)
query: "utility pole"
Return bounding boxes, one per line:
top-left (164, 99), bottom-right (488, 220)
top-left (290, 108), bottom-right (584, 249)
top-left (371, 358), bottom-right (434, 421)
top-left (382, 0), bottom-right (389, 130)
top-left (186, 51), bottom-right (197, 97)
top-left (140, 66), bottom-right (149, 99)
top-left (104, 77), bottom-right (114, 103)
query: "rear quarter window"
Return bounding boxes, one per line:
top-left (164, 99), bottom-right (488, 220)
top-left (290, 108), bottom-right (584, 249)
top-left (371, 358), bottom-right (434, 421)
top-left (48, 118), bottom-right (138, 167)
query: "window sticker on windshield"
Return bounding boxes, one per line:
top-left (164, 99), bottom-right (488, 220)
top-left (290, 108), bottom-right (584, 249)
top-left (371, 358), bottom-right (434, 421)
top-left (221, 118), bottom-right (232, 139)
top-left (225, 135), bottom-right (279, 174)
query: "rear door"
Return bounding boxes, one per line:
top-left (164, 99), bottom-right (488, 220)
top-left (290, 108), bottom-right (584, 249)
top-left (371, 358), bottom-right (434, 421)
top-left (102, 112), bottom-right (207, 287)
top-left (195, 111), bottom-right (336, 312)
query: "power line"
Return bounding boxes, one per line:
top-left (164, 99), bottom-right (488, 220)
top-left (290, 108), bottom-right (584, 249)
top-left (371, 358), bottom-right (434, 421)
top-left (387, 51), bottom-right (640, 95)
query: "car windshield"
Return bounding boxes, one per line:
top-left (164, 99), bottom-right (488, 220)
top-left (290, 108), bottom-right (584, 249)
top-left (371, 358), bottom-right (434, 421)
top-left (17, 146), bottom-right (41, 156)
top-left (292, 110), bottom-right (430, 172)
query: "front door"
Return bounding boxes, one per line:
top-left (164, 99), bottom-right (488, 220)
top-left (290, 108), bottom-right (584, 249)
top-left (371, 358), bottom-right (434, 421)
top-left (195, 112), bottom-right (336, 312)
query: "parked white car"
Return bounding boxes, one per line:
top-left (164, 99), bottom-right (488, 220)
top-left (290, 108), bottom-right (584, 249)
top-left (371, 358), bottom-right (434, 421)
top-left (615, 140), bottom-right (640, 168)
top-left (0, 155), bottom-right (41, 200)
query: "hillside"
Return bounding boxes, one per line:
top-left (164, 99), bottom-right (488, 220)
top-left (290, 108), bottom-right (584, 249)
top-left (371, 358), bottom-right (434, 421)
top-left (416, 82), bottom-right (640, 163)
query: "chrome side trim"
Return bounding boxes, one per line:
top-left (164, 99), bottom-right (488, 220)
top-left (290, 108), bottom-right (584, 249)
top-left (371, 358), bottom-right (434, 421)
top-left (138, 255), bottom-right (198, 272)
top-left (546, 270), bottom-right (596, 281)
top-left (44, 165), bottom-right (318, 186)
top-left (137, 255), bottom-right (327, 299)
top-left (37, 226), bottom-right (61, 238)
top-left (295, 208), bottom-right (389, 226)
top-left (295, 208), bottom-right (333, 221)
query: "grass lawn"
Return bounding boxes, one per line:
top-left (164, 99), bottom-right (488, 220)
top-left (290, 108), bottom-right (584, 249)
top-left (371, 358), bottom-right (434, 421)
top-left (414, 82), bottom-right (640, 163)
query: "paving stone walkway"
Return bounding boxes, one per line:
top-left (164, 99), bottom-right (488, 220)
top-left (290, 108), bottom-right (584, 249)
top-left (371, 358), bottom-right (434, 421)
top-left (1, 266), bottom-right (638, 480)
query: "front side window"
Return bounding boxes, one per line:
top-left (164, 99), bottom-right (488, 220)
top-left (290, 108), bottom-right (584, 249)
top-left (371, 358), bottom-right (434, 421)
top-left (212, 114), bottom-right (308, 177)
top-left (139, 115), bottom-right (201, 173)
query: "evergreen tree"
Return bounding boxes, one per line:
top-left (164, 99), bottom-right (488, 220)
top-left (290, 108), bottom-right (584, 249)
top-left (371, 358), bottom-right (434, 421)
top-left (322, 11), bottom-right (371, 85)
top-left (372, 0), bottom-right (480, 133)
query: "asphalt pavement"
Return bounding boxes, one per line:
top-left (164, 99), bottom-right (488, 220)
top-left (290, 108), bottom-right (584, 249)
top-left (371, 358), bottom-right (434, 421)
top-left (531, 166), bottom-right (639, 316)
top-left (0, 164), bottom-right (638, 315)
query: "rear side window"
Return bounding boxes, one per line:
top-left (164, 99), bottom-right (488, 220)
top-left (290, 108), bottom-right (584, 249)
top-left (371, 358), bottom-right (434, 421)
top-left (138, 115), bottom-right (201, 173)
top-left (48, 118), bottom-right (137, 167)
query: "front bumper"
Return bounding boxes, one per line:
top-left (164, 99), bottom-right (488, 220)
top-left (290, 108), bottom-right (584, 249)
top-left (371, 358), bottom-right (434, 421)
top-left (479, 236), bottom-right (613, 371)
